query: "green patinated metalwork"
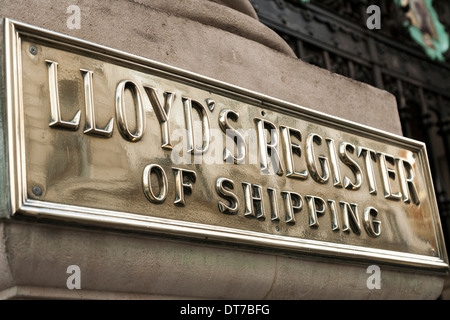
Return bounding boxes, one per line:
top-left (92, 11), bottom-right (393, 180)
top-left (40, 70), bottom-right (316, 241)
top-left (294, 0), bottom-right (448, 61)
top-left (394, 0), bottom-right (448, 61)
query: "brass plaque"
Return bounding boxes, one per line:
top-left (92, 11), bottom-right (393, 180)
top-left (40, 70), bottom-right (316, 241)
top-left (2, 19), bottom-right (448, 272)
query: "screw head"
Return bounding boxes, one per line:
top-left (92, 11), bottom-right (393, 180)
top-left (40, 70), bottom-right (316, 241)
top-left (29, 46), bottom-right (38, 55)
top-left (32, 186), bottom-right (42, 197)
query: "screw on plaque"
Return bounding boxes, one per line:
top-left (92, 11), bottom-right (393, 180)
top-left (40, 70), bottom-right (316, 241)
top-left (29, 46), bottom-right (38, 55)
top-left (32, 186), bottom-right (42, 197)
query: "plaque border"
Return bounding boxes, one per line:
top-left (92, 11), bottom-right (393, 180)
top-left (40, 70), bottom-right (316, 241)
top-left (2, 18), bottom-right (448, 273)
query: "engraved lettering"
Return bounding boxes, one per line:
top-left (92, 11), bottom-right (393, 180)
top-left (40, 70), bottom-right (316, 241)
top-left (363, 207), bottom-right (381, 237)
top-left (305, 133), bottom-right (329, 184)
top-left (216, 177), bottom-right (239, 214)
top-left (142, 164), bottom-right (168, 203)
top-left (305, 195), bottom-right (326, 228)
top-left (281, 191), bottom-right (303, 224)
top-left (357, 147), bottom-right (378, 195)
top-left (280, 126), bottom-right (308, 180)
top-left (254, 118), bottom-right (284, 175)
top-left (327, 199), bottom-right (340, 231)
top-left (144, 86), bottom-right (176, 150)
top-left (340, 201), bottom-right (361, 234)
top-left (172, 167), bottom-right (197, 206)
top-left (81, 69), bottom-right (113, 137)
top-left (182, 97), bottom-right (211, 155)
top-left (115, 80), bottom-right (145, 142)
top-left (267, 187), bottom-right (280, 221)
top-left (326, 138), bottom-right (343, 188)
top-left (242, 182), bottom-right (265, 219)
top-left (45, 60), bottom-right (81, 130)
top-left (377, 152), bottom-right (402, 201)
top-left (219, 109), bottom-right (246, 164)
top-left (339, 142), bottom-right (363, 190)
top-left (396, 158), bottom-right (420, 205)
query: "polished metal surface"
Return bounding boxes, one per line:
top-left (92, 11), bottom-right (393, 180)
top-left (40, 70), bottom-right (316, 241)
top-left (2, 19), bottom-right (448, 272)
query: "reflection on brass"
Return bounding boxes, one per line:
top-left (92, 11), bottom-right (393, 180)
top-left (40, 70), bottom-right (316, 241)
top-left (142, 164), bottom-right (168, 204)
top-left (339, 142), bottom-right (363, 190)
top-left (378, 152), bottom-right (403, 201)
top-left (45, 60), bottom-right (81, 130)
top-left (281, 191), bottom-right (302, 224)
top-left (115, 80), bottom-right (146, 142)
top-left (2, 19), bottom-right (448, 272)
top-left (219, 109), bottom-right (246, 164)
top-left (172, 167), bottom-right (197, 207)
top-left (325, 138), bottom-right (344, 188)
top-left (396, 157), bottom-right (421, 205)
top-left (363, 207), bottom-right (381, 238)
top-left (183, 97), bottom-right (211, 155)
top-left (216, 177), bottom-right (239, 215)
top-left (306, 195), bottom-right (326, 228)
top-left (144, 87), bottom-right (175, 150)
top-left (242, 182), bottom-right (265, 219)
top-left (357, 147), bottom-right (378, 195)
top-left (254, 118), bottom-right (284, 176)
top-left (281, 125), bottom-right (308, 180)
top-left (267, 187), bottom-right (280, 221)
top-left (81, 69), bottom-right (114, 138)
top-left (327, 199), bottom-right (340, 231)
top-left (306, 133), bottom-right (330, 184)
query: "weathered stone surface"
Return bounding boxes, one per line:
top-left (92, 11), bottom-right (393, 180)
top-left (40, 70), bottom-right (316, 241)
top-left (0, 220), bottom-right (444, 300)
top-left (0, 0), bottom-right (402, 135)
